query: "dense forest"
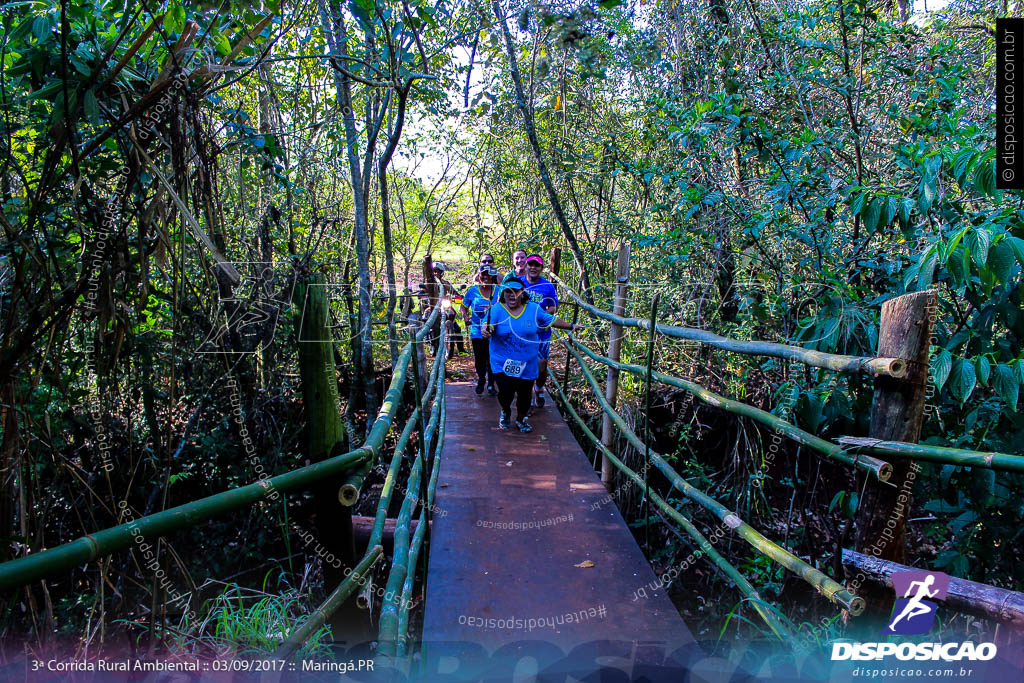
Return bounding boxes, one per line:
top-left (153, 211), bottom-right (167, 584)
top-left (0, 0), bottom-right (1022, 677)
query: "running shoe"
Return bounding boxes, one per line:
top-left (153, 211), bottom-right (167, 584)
top-left (515, 418), bottom-right (533, 433)
top-left (475, 378), bottom-right (486, 395)
top-left (534, 390), bottom-right (546, 408)
top-left (499, 411), bottom-right (511, 430)
top-left (487, 383), bottom-right (497, 396)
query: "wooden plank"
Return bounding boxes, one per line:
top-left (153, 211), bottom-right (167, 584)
top-left (421, 382), bottom-right (699, 678)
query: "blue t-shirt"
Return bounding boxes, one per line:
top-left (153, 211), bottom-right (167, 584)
top-left (488, 301), bottom-right (554, 381)
top-left (461, 285), bottom-right (497, 339)
top-left (523, 277), bottom-right (558, 340)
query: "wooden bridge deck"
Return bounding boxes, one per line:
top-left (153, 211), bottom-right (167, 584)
top-left (420, 381), bottom-right (704, 681)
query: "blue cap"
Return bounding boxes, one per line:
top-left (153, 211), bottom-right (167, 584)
top-left (498, 274), bottom-right (525, 294)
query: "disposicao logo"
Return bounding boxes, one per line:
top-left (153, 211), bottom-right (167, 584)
top-left (831, 570), bottom-right (998, 662)
top-left (884, 569), bottom-right (949, 635)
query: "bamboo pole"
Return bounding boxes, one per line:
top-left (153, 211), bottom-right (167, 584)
top-left (342, 313), bottom-right (444, 509)
top-left (642, 293), bottom-right (660, 554)
top-left (837, 437), bottom-right (1024, 473)
top-left (296, 275), bottom-right (354, 577)
top-left (273, 545), bottom-right (384, 660)
top-left (357, 340), bottom-right (446, 609)
top-left (0, 307), bottom-right (444, 593)
top-left (565, 336), bottom-right (892, 482)
top-left (560, 339), bottom-right (865, 615)
top-left (600, 245), bottom-right (631, 489)
top-left (547, 272), bottom-right (908, 379)
top-left (562, 302), bottom-right (580, 386)
top-left (338, 464), bottom-right (371, 506)
top-left (397, 387), bottom-right (447, 660)
top-left (550, 374), bottom-right (798, 643)
top-left (376, 368), bottom-right (445, 660)
top-left (0, 448), bottom-right (367, 592)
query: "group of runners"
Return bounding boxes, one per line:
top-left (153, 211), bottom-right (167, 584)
top-left (457, 250), bottom-right (583, 433)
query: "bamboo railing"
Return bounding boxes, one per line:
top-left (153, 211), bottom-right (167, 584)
top-left (397, 388), bottom-right (447, 658)
top-left (837, 437), bottom-right (1024, 474)
top-left (273, 546), bottom-right (384, 660)
top-left (377, 362), bottom-right (446, 658)
top-left (566, 336), bottom-right (892, 481)
top-left (558, 336), bottom-right (866, 616)
top-left (547, 272), bottom-right (908, 379)
top-left (550, 374), bottom-right (799, 641)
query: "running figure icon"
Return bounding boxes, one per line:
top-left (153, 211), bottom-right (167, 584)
top-left (887, 574), bottom-right (939, 632)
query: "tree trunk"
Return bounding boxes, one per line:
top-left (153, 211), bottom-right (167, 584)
top-left (294, 275), bottom-right (355, 586)
top-left (851, 290), bottom-right (937, 633)
top-left (320, 0), bottom-right (378, 422)
top-left (492, 0), bottom-right (594, 304)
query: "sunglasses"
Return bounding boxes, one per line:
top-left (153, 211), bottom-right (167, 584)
top-left (480, 259), bottom-right (493, 263)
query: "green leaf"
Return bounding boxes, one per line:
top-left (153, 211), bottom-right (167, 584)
top-left (862, 196), bottom-right (882, 232)
top-left (842, 492), bottom-right (859, 520)
top-left (212, 32), bottom-right (231, 57)
top-left (898, 197), bottom-right (914, 224)
top-left (850, 191), bottom-right (867, 217)
top-left (599, 0), bottom-right (624, 8)
top-left (975, 356), bottom-right (991, 387)
top-left (83, 89), bottom-right (99, 123)
top-left (952, 149), bottom-right (975, 185)
top-left (965, 228), bottom-right (991, 267)
top-left (1006, 236), bottom-right (1024, 267)
top-left (949, 357), bottom-right (977, 405)
top-left (350, 0), bottom-right (375, 27)
top-left (931, 348), bottom-right (952, 392)
top-left (165, 3), bottom-right (185, 35)
top-left (972, 158), bottom-right (996, 197)
top-left (918, 177), bottom-right (936, 214)
top-left (885, 196), bottom-right (900, 227)
top-left (7, 15), bottom-right (36, 44)
top-left (917, 248), bottom-right (938, 289)
top-left (32, 15), bottom-right (50, 42)
top-left (988, 239), bottom-right (1015, 284)
top-left (946, 245), bottom-right (967, 286)
top-left (992, 364), bottom-right (1020, 411)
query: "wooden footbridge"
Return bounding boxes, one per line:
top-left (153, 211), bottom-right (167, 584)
top-left (2, 265), bottom-right (1023, 681)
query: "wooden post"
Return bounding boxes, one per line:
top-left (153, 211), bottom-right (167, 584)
top-left (600, 245), bottom-right (631, 489)
top-left (548, 246), bottom-right (562, 276)
top-left (851, 289), bottom-right (937, 631)
top-left (294, 276), bottom-right (356, 588)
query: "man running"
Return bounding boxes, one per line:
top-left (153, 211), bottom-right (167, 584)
top-left (522, 254), bottom-right (558, 408)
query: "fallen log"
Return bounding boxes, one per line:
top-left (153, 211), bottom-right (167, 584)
top-left (353, 515), bottom-right (422, 554)
top-left (842, 548), bottom-right (1024, 629)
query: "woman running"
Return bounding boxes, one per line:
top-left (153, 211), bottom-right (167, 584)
top-left (483, 275), bottom-right (583, 432)
top-left (462, 265), bottom-right (499, 395)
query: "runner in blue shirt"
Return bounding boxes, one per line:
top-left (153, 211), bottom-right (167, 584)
top-left (523, 254), bottom-right (558, 409)
top-left (483, 274), bottom-right (583, 432)
top-left (461, 265), bottom-right (499, 395)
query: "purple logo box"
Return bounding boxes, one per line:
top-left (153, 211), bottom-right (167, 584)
top-left (883, 570), bottom-right (950, 635)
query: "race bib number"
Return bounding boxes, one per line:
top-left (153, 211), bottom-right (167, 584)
top-left (502, 358), bottom-right (526, 377)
